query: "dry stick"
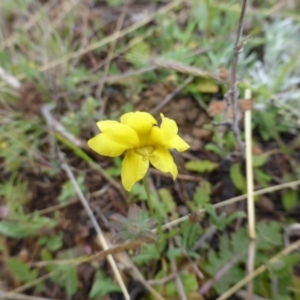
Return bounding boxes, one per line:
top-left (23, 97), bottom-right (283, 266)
top-left (96, 1), bottom-right (129, 119)
top-left (0, 67), bottom-right (21, 89)
top-left (245, 88), bottom-right (255, 300)
top-left (0, 0), bottom-right (184, 88)
top-left (216, 238), bottom-right (300, 300)
top-left (246, 240), bottom-right (256, 300)
top-left (8, 272), bottom-right (55, 294)
top-left (174, 236), bottom-right (204, 279)
top-left (230, 0), bottom-right (248, 153)
top-left (0, 291), bottom-right (57, 300)
top-left (58, 152), bottom-right (131, 300)
top-left (169, 240), bottom-right (188, 300)
top-left (128, 264), bottom-right (166, 300)
top-left (150, 76), bottom-right (194, 115)
top-left (199, 251), bottom-right (245, 295)
top-left (29, 184), bottom-right (110, 217)
top-left (159, 179), bottom-right (300, 232)
top-left (245, 89), bottom-right (255, 239)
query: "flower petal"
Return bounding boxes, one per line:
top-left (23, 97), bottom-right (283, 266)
top-left (160, 113), bottom-right (178, 134)
top-left (88, 121), bottom-right (140, 157)
top-left (149, 146), bottom-right (178, 179)
top-left (162, 134), bottom-right (190, 152)
top-left (121, 149), bottom-right (149, 191)
top-left (121, 112), bottom-right (157, 146)
top-left (148, 120), bottom-right (189, 152)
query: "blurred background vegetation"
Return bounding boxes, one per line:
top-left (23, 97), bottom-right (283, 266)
top-left (1, 0), bottom-right (300, 299)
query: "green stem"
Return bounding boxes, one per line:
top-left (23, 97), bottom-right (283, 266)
top-left (143, 176), bottom-right (153, 215)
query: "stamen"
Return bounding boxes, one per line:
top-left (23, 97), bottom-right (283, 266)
top-left (134, 146), bottom-right (155, 159)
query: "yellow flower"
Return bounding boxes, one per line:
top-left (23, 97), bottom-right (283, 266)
top-left (88, 111), bottom-right (189, 191)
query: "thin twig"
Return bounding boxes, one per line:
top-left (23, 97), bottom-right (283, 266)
top-left (174, 236), bottom-right (204, 279)
top-left (41, 104), bottom-right (88, 149)
top-left (0, 291), bottom-right (57, 300)
top-left (0, 67), bottom-right (21, 89)
top-left (169, 240), bottom-right (188, 300)
top-left (230, 0), bottom-right (248, 153)
top-left (147, 273), bottom-right (177, 286)
top-left (58, 152), bottom-right (130, 300)
top-left (245, 89), bottom-right (255, 239)
top-left (216, 238), bottom-right (300, 300)
top-left (159, 179), bottom-right (300, 232)
top-left (199, 251), bottom-right (245, 295)
top-left (246, 240), bottom-right (256, 300)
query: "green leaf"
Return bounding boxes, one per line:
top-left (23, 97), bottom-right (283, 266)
top-left (133, 244), bottom-right (160, 265)
top-left (230, 163), bottom-right (247, 193)
top-left (193, 180), bottom-right (211, 208)
top-left (130, 183), bottom-right (147, 201)
top-left (107, 0), bottom-right (123, 7)
top-left (7, 258), bottom-right (38, 283)
top-left (204, 227), bottom-right (248, 294)
top-left (165, 273), bottom-right (198, 297)
top-left (52, 265), bottom-right (78, 297)
top-left (89, 270), bottom-right (121, 298)
top-left (282, 189), bottom-right (298, 211)
top-left (188, 78), bottom-right (219, 93)
top-left (252, 153), bottom-right (270, 167)
top-left (256, 221), bottom-right (282, 251)
top-left (205, 143), bottom-right (225, 158)
top-left (167, 247), bottom-right (182, 260)
top-left (185, 160), bottom-right (218, 173)
top-left (254, 168), bottom-right (272, 188)
top-left (181, 221), bottom-right (203, 249)
top-left (206, 204), bottom-right (245, 230)
top-left (64, 267), bottom-right (78, 297)
top-left (0, 215), bottom-right (57, 238)
top-left (159, 188), bottom-right (176, 214)
top-left (125, 41), bottom-right (151, 67)
top-left (59, 175), bottom-right (86, 204)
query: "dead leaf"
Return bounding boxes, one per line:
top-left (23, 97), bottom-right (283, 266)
top-left (207, 99), bottom-right (254, 120)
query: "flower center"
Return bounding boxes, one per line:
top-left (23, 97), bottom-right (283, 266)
top-left (134, 146), bottom-right (155, 160)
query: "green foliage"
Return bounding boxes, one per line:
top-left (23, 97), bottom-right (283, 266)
top-left (204, 227), bottom-right (248, 294)
top-left (106, 157), bottom-right (122, 176)
top-left (158, 188), bottom-right (177, 218)
top-left (89, 270), bottom-right (121, 298)
top-left (0, 176), bottom-right (28, 218)
top-left (0, 212), bottom-right (57, 238)
top-left (180, 221), bottom-right (203, 250)
top-left (125, 41), bottom-right (151, 67)
top-left (252, 153), bottom-right (270, 167)
top-left (256, 221), bottom-right (282, 251)
top-left (107, 0), bottom-right (123, 8)
top-left (185, 160), bottom-right (218, 173)
top-left (59, 175), bottom-right (86, 204)
top-left (192, 180), bottom-right (211, 209)
top-left (38, 232), bottom-right (63, 252)
top-left (230, 163), bottom-right (247, 193)
top-left (0, 115), bottom-right (45, 171)
top-left (165, 273), bottom-right (198, 297)
top-left (281, 189), bottom-right (298, 211)
top-left (132, 244), bottom-right (161, 265)
top-left (204, 221), bottom-right (283, 295)
top-left (205, 205), bottom-right (245, 230)
top-left (52, 265), bottom-right (78, 297)
top-left (61, 96), bottom-right (98, 136)
top-left (7, 257), bottom-right (38, 283)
